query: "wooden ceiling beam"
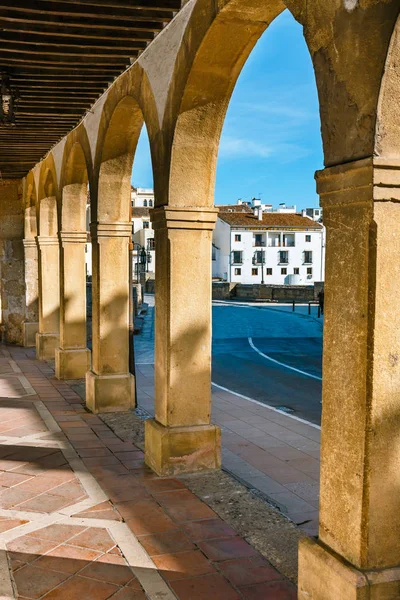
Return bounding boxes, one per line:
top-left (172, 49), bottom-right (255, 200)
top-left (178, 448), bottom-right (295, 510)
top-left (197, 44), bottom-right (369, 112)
top-left (0, 2), bottom-right (173, 22)
top-left (39, 0), bottom-right (180, 11)
top-left (0, 31), bottom-right (152, 50)
top-left (0, 49), bottom-right (134, 65)
top-left (0, 0), bottom-right (182, 178)
top-left (0, 59), bottom-right (125, 71)
top-left (0, 11), bottom-right (167, 31)
top-left (0, 20), bottom-right (155, 41)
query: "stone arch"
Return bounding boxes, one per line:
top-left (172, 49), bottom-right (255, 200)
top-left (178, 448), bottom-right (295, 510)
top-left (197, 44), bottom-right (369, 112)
top-left (36, 154), bottom-right (60, 360)
top-left (375, 12), bottom-right (400, 158)
top-left (93, 65), bottom-right (160, 221)
top-left (24, 171), bottom-right (37, 240)
top-left (168, 0), bottom-right (286, 208)
top-left (85, 66), bottom-right (160, 413)
top-left (38, 162), bottom-right (58, 238)
top-left (60, 126), bottom-right (92, 233)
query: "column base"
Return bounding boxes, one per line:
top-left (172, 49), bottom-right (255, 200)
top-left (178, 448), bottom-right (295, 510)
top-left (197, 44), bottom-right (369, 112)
top-left (23, 322), bottom-right (38, 347)
top-left (55, 347), bottom-right (91, 380)
top-left (85, 371), bottom-right (135, 413)
top-left (145, 419), bottom-right (221, 476)
top-left (36, 332), bottom-right (59, 360)
top-left (299, 537), bottom-right (400, 600)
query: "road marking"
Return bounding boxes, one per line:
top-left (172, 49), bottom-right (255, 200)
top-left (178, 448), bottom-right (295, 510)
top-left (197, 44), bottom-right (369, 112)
top-left (248, 337), bottom-right (322, 382)
top-left (211, 381), bottom-right (321, 430)
top-left (134, 360), bottom-right (321, 429)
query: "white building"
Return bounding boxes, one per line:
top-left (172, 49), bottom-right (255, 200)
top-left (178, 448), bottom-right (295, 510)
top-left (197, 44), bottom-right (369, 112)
top-left (85, 187), bottom-right (156, 278)
top-left (131, 187), bottom-right (155, 208)
top-left (131, 186), bottom-right (155, 278)
top-left (213, 207), bottom-right (325, 285)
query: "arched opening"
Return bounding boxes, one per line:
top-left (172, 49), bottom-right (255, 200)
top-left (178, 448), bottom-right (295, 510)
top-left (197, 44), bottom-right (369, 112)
top-left (36, 164), bottom-right (60, 360)
top-left (55, 140), bottom-right (91, 379)
top-left (22, 174), bottom-right (39, 347)
top-left (87, 95), bottom-right (152, 413)
top-left (211, 11), bottom-right (324, 454)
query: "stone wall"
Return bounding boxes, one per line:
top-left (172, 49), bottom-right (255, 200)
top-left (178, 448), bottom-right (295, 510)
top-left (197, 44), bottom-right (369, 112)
top-left (145, 280), bottom-right (321, 303)
top-left (212, 282), bottom-right (317, 302)
top-left (0, 180), bottom-right (25, 345)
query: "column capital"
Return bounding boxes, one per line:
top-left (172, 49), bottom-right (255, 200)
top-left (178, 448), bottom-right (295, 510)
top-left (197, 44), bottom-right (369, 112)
top-left (90, 222), bottom-right (132, 240)
top-left (36, 236), bottom-right (59, 247)
top-left (316, 157), bottom-right (400, 207)
top-left (23, 238), bottom-right (37, 249)
top-left (150, 206), bottom-right (218, 231)
top-left (59, 231), bottom-right (88, 244)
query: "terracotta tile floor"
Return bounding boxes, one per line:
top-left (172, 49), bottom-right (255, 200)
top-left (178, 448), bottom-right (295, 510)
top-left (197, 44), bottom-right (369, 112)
top-left (0, 345), bottom-right (296, 599)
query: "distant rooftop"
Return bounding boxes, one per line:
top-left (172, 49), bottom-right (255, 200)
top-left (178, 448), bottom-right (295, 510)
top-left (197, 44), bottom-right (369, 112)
top-left (218, 211), bottom-right (323, 229)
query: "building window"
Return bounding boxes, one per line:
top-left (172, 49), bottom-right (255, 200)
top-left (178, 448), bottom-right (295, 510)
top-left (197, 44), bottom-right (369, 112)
top-left (307, 267), bottom-right (313, 277)
top-left (143, 221), bottom-right (149, 229)
top-left (294, 268), bottom-right (299, 275)
top-left (305, 235), bottom-right (311, 242)
top-left (143, 200), bottom-right (147, 207)
top-left (234, 268), bottom-right (241, 276)
top-left (281, 268), bottom-right (287, 275)
top-left (279, 250), bottom-right (289, 264)
top-left (266, 268), bottom-right (272, 276)
top-left (253, 250), bottom-right (264, 265)
top-left (234, 234), bottom-right (241, 242)
top-left (304, 250), bottom-right (313, 264)
top-left (254, 233), bottom-right (264, 246)
top-left (232, 251), bottom-right (242, 264)
top-left (252, 268), bottom-right (258, 276)
top-left (147, 238), bottom-right (155, 250)
top-left (149, 199), bottom-right (153, 207)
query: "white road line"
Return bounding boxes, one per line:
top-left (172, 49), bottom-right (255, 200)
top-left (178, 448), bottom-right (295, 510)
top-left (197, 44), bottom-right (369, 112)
top-left (211, 381), bottom-right (321, 430)
top-left (248, 337), bottom-right (322, 382)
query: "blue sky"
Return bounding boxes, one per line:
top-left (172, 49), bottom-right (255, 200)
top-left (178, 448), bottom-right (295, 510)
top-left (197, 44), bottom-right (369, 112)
top-left (131, 10), bottom-right (323, 210)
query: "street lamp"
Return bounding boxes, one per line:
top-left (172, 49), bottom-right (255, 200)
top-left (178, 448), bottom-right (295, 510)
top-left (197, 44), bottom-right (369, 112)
top-left (133, 243), bottom-right (151, 282)
top-left (260, 248), bottom-right (265, 285)
top-left (0, 73), bottom-right (19, 126)
top-left (253, 249), bottom-right (265, 284)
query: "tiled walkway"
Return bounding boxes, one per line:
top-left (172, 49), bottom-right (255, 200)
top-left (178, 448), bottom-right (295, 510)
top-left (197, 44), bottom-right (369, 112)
top-left (137, 368), bottom-right (320, 537)
top-left (0, 345), bottom-right (296, 599)
top-left (135, 295), bottom-right (320, 537)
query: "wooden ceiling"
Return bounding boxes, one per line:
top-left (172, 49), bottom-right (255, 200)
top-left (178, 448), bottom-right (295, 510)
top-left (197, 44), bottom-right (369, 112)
top-left (0, 0), bottom-right (181, 179)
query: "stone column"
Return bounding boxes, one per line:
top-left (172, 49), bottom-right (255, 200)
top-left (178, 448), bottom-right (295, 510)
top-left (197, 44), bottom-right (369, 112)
top-left (86, 222), bottom-right (135, 413)
top-left (145, 207), bottom-right (221, 476)
top-left (22, 238), bottom-right (39, 346)
top-left (55, 232), bottom-right (90, 379)
top-left (298, 158), bottom-right (400, 599)
top-left (36, 236), bottom-right (60, 360)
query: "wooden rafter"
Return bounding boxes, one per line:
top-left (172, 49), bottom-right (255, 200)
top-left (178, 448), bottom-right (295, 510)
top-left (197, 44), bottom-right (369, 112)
top-left (0, 0), bottom-right (181, 177)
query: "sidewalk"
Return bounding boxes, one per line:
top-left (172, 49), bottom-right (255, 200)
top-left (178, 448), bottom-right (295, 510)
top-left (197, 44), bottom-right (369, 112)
top-left (0, 344), bottom-right (296, 599)
top-left (137, 368), bottom-right (320, 537)
top-left (136, 296), bottom-right (320, 537)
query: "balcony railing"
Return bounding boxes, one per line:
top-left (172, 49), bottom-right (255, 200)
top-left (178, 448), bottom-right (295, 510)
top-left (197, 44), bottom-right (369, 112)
top-left (253, 240), bottom-right (266, 247)
top-left (282, 241), bottom-right (295, 247)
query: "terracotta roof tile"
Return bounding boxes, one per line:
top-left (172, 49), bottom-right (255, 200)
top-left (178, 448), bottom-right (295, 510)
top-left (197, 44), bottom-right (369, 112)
top-left (218, 211), bottom-right (322, 229)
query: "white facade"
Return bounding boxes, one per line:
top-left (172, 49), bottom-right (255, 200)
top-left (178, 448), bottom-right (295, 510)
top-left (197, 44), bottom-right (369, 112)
top-left (213, 214), bottom-right (325, 285)
top-left (85, 188), bottom-right (156, 278)
top-left (131, 187), bottom-right (155, 208)
top-left (132, 211), bottom-right (155, 278)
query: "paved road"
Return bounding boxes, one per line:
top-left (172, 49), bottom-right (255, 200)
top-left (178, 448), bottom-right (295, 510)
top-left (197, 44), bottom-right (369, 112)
top-left (135, 296), bottom-right (323, 426)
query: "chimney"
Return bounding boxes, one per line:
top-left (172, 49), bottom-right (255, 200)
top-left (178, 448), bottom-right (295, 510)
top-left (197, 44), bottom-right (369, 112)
top-left (258, 206), bottom-right (263, 221)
